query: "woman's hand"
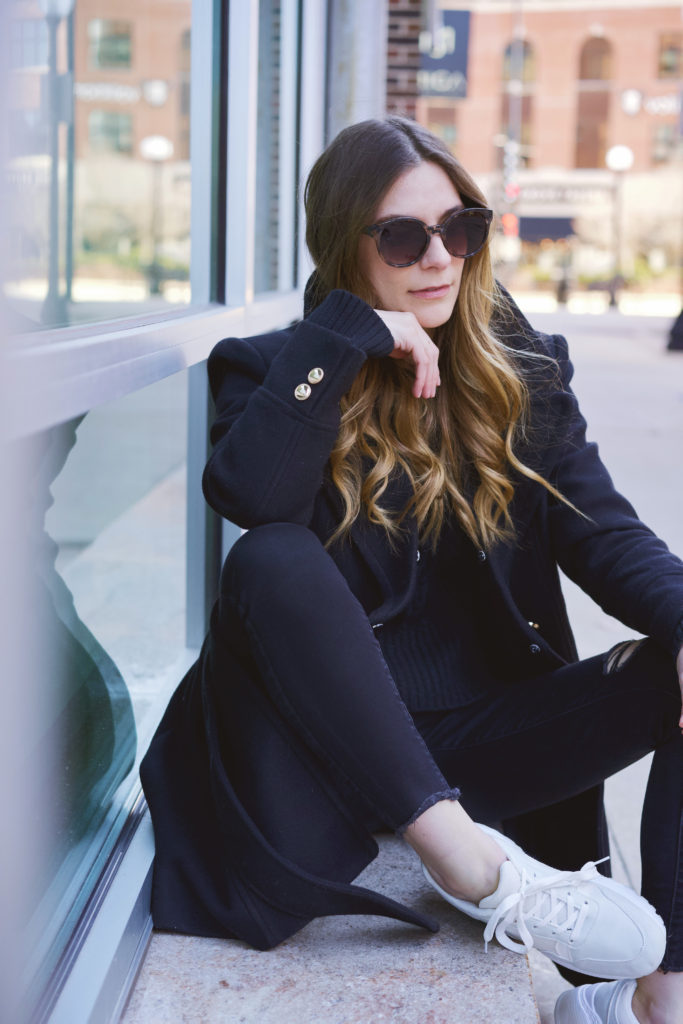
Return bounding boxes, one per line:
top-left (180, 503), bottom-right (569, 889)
top-left (677, 645), bottom-right (683, 732)
top-left (374, 309), bottom-right (441, 400)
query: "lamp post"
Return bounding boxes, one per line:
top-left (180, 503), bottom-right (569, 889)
top-left (139, 135), bottom-right (174, 297)
top-left (38, 0), bottom-right (75, 326)
top-left (605, 144), bottom-right (634, 308)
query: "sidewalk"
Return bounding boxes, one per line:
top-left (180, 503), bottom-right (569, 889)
top-left (523, 307), bottom-right (682, 1022)
top-left (122, 308), bottom-right (683, 1024)
top-left (123, 841), bottom-right (538, 1024)
top-left (510, 289), bottom-right (680, 318)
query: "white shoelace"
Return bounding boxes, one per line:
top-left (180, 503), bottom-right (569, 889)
top-left (483, 857), bottom-right (609, 955)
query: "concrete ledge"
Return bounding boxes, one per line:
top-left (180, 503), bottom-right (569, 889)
top-left (123, 835), bottom-right (538, 1024)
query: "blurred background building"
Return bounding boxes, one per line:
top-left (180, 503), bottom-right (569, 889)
top-left (1, 2), bottom-right (681, 1023)
top-left (399, 0), bottom-right (682, 304)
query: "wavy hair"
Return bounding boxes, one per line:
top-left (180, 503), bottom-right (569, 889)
top-left (304, 117), bottom-right (571, 550)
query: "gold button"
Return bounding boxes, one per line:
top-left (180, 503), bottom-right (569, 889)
top-left (528, 621), bottom-right (540, 630)
top-left (294, 383), bottom-right (311, 401)
top-left (308, 367), bottom-right (324, 384)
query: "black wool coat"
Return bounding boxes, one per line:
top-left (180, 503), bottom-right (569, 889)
top-left (141, 288), bottom-right (683, 951)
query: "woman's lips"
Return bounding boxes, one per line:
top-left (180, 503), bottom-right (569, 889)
top-left (409, 284), bottom-right (451, 299)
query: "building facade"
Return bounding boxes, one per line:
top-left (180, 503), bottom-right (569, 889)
top-left (417, 1), bottom-right (682, 286)
top-left (418, 0), bottom-right (682, 174)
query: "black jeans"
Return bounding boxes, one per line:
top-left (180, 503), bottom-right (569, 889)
top-left (222, 523), bottom-right (683, 972)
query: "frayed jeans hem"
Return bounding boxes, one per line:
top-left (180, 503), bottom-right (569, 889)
top-left (395, 788), bottom-right (461, 837)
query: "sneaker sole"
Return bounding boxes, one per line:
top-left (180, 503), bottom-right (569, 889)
top-left (554, 987), bottom-right (602, 1024)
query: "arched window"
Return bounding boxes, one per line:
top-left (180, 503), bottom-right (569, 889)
top-left (575, 37), bottom-right (612, 168)
top-left (579, 37), bottom-right (612, 80)
top-left (501, 39), bottom-right (535, 169)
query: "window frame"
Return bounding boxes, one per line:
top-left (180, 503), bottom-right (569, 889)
top-left (4, 1), bottom-right (327, 1020)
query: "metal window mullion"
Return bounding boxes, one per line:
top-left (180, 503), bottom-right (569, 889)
top-left (277, 0), bottom-right (298, 293)
top-left (297, 0), bottom-right (327, 289)
top-left (213, 0), bottom-right (263, 584)
top-left (186, 0), bottom-right (225, 647)
top-left (225, 1), bottom-right (260, 307)
top-left (189, 3), bottom-right (221, 307)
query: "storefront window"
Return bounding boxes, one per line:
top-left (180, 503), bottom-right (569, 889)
top-left (6, 0), bottom-right (192, 331)
top-left (20, 370), bottom-right (188, 1002)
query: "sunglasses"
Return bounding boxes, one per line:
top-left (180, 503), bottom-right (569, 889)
top-left (362, 207), bottom-right (493, 267)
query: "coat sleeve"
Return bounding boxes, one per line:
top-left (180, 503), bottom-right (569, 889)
top-left (202, 289), bottom-right (394, 529)
top-left (546, 333), bottom-right (683, 657)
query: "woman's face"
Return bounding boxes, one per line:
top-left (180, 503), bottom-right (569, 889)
top-left (357, 160), bottom-right (466, 332)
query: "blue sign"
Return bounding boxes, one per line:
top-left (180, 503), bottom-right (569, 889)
top-left (418, 11), bottom-right (470, 98)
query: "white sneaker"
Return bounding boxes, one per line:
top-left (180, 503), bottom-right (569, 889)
top-left (554, 979), bottom-right (638, 1023)
top-left (422, 824), bottom-right (666, 979)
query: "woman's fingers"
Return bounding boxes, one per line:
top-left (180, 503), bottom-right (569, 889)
top-left (375, 309), bottom-right (440, 399)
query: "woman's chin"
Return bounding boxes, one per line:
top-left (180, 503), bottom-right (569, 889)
top-left (414, 304), bottom-right (456, 332)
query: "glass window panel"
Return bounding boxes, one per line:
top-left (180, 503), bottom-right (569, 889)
top-left (19, 370), bottom-right (188, 999)
top-left (11, 18), bottom-right (49, 69)
top-left (88, 18), bottom-right (132, 70)
top-left (652, 122), bottom-right (679, 163)
top-left (658, 32), bottom-right (681, 79)
top-left (88, 108), bottom-right (134, 153)
top-left (6, 0), bottom-right (192, 331)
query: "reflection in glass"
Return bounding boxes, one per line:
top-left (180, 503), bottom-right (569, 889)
top-left (19, 372), bottom-right (188, 999)
top-left (6, 0), bottom-right (192, 330)
top-left (87, 18), bottom-right (132, 69)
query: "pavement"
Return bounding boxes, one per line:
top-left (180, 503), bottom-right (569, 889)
top-left (517, 306), bottom-right (683, 1022)
top-left (95, 302), bottom-right (682, 1023)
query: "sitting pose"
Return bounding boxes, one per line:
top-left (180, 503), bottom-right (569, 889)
top-left (141, 117), bottom-right (683, 1024)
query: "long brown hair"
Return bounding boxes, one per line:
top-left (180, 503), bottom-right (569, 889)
top-left (305, 117), bottom-right (570, 550)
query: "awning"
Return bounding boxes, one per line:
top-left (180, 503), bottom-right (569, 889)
top-left (519, 216), bottom-right (574, 242)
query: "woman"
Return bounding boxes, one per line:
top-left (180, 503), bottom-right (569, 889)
top-left (141, 117), bottom-right (683, 1024)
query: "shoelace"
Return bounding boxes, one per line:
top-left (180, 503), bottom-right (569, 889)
top-left (483, 857), bottom-right (609, 955)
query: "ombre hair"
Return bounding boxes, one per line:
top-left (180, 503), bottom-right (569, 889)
top-left (304, 117), bottom-right (570, 550)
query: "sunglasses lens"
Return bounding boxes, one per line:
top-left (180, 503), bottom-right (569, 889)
top-left (443, 210), bottom-right (490, 258)
top-left (378, 219), bottom-right (427, 266)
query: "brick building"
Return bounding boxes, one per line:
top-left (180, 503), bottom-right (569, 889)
top-left (417, 0), bottom-right (682, 175)
top-left (413, 0), bottom-right (682, 283)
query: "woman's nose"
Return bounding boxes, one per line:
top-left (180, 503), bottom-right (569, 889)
top-left (420, 231), bottom-right (453, 269)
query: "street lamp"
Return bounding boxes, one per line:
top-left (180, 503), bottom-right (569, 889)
top-left (605, 144), bottom-right (634, 308)
top-left (139, 135), bottom-right (174, 296)
top-left (38, 0), bottom-right (75, 325)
